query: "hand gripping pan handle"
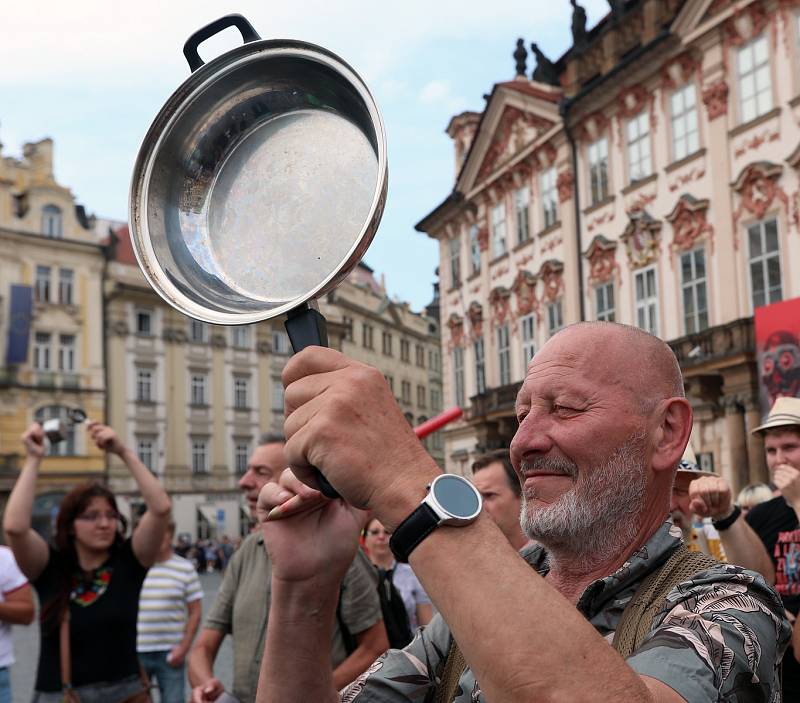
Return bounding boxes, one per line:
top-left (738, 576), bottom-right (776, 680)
top-left (285, 304), bottom-right (340, 499)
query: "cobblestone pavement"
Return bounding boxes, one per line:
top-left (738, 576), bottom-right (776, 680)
top-left (10, 571), bottom-right (233, 703)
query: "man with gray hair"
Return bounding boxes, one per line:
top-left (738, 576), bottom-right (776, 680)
top-left (255, 322), bottom-right (790, 702)
top-left (188, 434), bottom-right (387, 702)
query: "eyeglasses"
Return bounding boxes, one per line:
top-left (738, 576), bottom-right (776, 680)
top-left (366, 528), bottom-right (390, 537)
top-left (76, 511), bottom-right (119, 523)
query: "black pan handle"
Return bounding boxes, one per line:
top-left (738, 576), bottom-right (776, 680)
top-left (183, 14), bottom-right (261, 73)
top-left (285, 304), bottom-right (339, 499)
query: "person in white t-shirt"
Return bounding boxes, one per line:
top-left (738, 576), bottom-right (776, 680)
top-left (0, 545), bottom-right (34, 703)
top-left (137, 521), bottom-right (203, 703)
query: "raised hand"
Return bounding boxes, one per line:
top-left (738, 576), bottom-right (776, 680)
top-left (87, 421), bottom-right (126, 456)
top-left (688, 475), bottom-right (733, 520)
top-left (21, 423), bottom-right (46, 460)
top-left (258, 468), bottom-right (364, 586)
top-left (774, 464), bottom-right (800, 511)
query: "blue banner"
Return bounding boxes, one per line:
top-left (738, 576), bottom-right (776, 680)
top-left (6, 285), bottom-right (33, 365)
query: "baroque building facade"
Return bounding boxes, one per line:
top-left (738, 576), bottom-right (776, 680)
top-left (0, 138), bottom-right (105, 524)
top-left (417, 0), bottom-right (800, 491)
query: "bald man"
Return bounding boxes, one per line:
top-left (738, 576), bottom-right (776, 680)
top-left (256, 322), bottom-right (789, 703)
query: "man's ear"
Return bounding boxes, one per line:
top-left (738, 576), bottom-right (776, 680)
top-left (651, 398), bottom-right (693, 474)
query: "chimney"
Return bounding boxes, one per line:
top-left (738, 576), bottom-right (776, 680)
top-left (23, 138), bottom-right (54, 177)
top-left (445, 112), bottom-right (481, 181)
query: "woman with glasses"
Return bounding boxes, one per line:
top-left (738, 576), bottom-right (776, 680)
top-left (3, 422), bottom-right (171, 703)
top-left (362, 518), bottom-right (433, 631)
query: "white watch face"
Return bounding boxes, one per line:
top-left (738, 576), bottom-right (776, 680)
top-left (431, 474), bottom-right (481, 519)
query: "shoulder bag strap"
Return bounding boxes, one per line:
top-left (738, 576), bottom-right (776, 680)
top-left (433, 637), bottom-right (467, 703)
top-left (613, 544), bottom-right (718, 659)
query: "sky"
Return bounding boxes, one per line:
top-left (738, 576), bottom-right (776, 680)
top-left (0, 0), bottom-right (609, 312)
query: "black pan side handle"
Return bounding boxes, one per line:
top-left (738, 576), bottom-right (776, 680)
top-left (183, 14), bottom-right (261, 73)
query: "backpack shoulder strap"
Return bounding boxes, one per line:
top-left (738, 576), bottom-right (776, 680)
top-left (612, 544), bottom-right (718, 660)
top-left (433, 636), bottom-right (467, 703)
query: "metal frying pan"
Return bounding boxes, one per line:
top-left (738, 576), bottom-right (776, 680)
top-left (129, 15), bottom-right (388, 496)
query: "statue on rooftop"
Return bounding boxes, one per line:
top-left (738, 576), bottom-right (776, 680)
top-left (530, 42), bottom-right (560, 86)
top-left (570, 0), bottom-right (588, 51)
top-left (513, 38), bottom-right (528, 77)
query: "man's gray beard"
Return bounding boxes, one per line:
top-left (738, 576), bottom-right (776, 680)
top-left (520, 430), bottom-right (648, 570)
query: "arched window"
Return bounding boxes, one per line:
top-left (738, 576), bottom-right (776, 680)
top-left (34, 405), bottom-right (76, 456)
top-left (42, 205), bottom-right (63, 238)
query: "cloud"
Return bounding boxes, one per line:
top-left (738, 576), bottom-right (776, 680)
top-left (418, 80), bottom-right (468, 113)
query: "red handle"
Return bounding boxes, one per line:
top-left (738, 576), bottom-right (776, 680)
top-left (414, 407), bottom-right (463, 439)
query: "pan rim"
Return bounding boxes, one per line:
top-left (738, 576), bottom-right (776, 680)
top-left (128, 39), bottom-right (388, 326)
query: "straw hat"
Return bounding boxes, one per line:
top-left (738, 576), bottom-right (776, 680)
top-left (676, 444), bottom-right (715, 478)
top-left (751, 396), bottom-right (800, 435)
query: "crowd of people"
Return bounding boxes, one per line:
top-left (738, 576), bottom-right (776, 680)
top-left (1, 321), bottom-right (800, 702)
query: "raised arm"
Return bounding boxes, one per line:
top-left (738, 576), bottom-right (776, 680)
top-left (689, 476), bottom-right (775, 582)
top-left (88, 422), bottom-right (171, 568)
top-left (3, 424), bottom-right (50, 581)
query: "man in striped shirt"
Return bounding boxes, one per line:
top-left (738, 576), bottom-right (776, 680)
top-left (138, 520), bottom-right (203, 703)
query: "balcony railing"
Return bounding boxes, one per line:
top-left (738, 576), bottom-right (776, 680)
top-left (467, 381), bottom-right (521, 421)
top-left (669, 317), bottom-right (754, 370)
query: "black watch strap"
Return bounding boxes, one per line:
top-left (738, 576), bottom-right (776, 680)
top-left (712, 504), bottom-right (742, 531)
top-left (389, 503), bottom-right (440, 563)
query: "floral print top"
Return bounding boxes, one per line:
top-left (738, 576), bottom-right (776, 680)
top-left (341, 520), bottom-right (790, 703)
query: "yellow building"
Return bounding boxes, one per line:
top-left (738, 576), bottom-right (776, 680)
top-left (417, 0), bottom-right (799, 489)
top-left (0, 138), bottom-right (106, 511)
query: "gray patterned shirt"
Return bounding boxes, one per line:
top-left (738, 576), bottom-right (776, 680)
top-left (341, 520), bottom-right (790, 702)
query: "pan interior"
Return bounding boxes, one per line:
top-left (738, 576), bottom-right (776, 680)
top-left (202, 109), bottom-right (377, 302)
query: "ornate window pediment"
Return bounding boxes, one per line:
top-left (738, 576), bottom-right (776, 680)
top-left (666, 194), bottom-right (714, 258)
top-left (511, 269), bottom-right (539, 317)
top-left (447, 313), bottom-right (465, 349)
top-left (467, 301), bottom-right (484, 339)
top-left (584, 235), bottom-right (619, 285)
top-left (620, 210), bottom-right (662, 269)
top-left (537, 259), bottom-right (564, 302)
top-left (488, 286), bottom-right (512, 328)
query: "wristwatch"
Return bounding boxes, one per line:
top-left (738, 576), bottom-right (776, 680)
top-left (712, 504), bottom-right (742, 531)
top-left (389, 474), bottom-right (483, 563)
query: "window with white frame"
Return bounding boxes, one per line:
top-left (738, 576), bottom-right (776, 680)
top-left (497, 324), bottom-right (511, 386)
top-left (417, 384), bottom-right (427, 408)
top-left (515, 187), bottom-right (530, 244)
top-left (272, 330), bottom-right (290, 354)
top-left (42, 205), bottom-right (63, 238)
top-left (400, 339), bottom-right (410, 362)
top-left (520, 313), bottom-right (536, 369)
top-left (382, 331), bottom-right (393, 356)
top-left (136, 366), bottom-right (154, 402)
top-left (415, 344), bottom-right (425, 367)
top-left (748, 217), bottom-right (782, 309)
top-left (189, 320), bottom-right (207, 344)
top-left (595, 282), bottom-right (615, 322)
top-left (234, 376), bottom-right (249, 409)
top-left (469, 224), bottom-right (481, 274)
top-left (271, 377), bottom-right (284, 411)
top-left (737, 34), bottom-right (772, 124)
top-left (35, 406), bottom-right (75, 456)
top-left (587, 137), bottom-right (609, 204)
top-left (491, 203), bottom-right (507, 258)
top-left (136, 310), bottom-right (153, 336)
top-left (231, 326), bottom-right (250, 349)
top-left (191, 438), bottom-right (209, 474)
top-left (34, 332), bottom-right (51, 370)
top-left (58, 334), bottom-right (75, 372)
top-left (453, 346), bottom-right (465, 408)
top-left (634, 266), bottom-right (659, 335)
top-left (137, 437), bottom-right (156, 472)
top-left (190, 373), bottom-right (208, 405)
top-left (547, 300), bottom-right (563, 337)
top-left (58, 269), bottom-right (73, 305)
top-left (474, 337), bottom-right (486, 395)
top-left (35, 265), bottom-right (51, 303)
top-left (670, 84), bottom-right (699, 161)
top-left (449, 236), bottom-right (461, 288)
top-left (235, 441), bottom-right (250, 474)
top-left (431, 388), bottom-right (442, 413)
top-left (680, 248), bottom-right (709, 334)
top-left (540, 167), bottom-right (558, 228)
top-left (626, 112), bottom-right (652, 182)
